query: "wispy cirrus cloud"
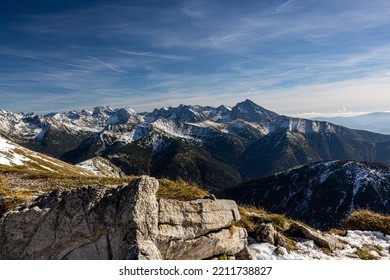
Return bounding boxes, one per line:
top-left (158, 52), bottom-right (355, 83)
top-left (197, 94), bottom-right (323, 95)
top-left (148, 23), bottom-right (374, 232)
top-left (118, 50), bottom-right (190, 61)
top-left (275, 0), bottom-right (295, 14)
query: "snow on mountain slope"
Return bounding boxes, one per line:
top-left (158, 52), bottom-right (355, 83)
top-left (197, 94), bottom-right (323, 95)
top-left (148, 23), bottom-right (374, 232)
top-left (1, 100), bottom-right (390, 190)
top-left (0, 135), bottom-right (93, 176)
top-left (1, 101), bottom-right (388, 148)
top-left (76, 157), bottom-right (124, 177)
top-left (145, 104), bottom-right (234, 123)
top-left (0, 136), bottom-right (30, 166)
top-left (151, 118), bottom-right (199, 141)
top-left (61, 107), bottom-right (140, 131)
top-left (0, 110), bottom-right (48, 141)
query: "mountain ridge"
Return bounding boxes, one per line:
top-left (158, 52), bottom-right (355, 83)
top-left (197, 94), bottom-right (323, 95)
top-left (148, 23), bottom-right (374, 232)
top-left (1, 100), bottom-right (389, 189)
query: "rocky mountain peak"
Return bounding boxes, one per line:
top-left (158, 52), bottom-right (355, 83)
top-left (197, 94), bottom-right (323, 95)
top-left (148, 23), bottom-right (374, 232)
top-left (92, 106), bottom-right (113, 117)
top-left (1, 100), bottom-right (389, 191)
top-left (107, 107), bottom-right (138, 125)
top-left (230, 99), bottom-right (279, 122)
top-left (147, 104), bottom-right (208, 123)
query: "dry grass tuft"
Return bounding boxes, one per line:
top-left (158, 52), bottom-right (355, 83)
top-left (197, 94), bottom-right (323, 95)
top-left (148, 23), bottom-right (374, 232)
top-left (326, 228), bottom-right (347, 236)
top-left (0, 170), bottom-right (136, 215)
top-left (345, 209), bottom-right (390, 235)
top-left (355, 248), bottom-right (380, 260)
top-left (236, 205), bottom-right (291, 232)
top-left (157, 178), bottom-right (209, 201)
top-left (235, 205), bottom-right (296, 251)
top-left (0, 175), bottom-right (32, 215)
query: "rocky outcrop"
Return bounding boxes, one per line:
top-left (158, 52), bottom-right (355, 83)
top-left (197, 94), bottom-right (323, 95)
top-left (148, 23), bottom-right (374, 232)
top-left (0, 176), bottom-right (247, 260)
top-left (255, 223), bottom-right (286, 249)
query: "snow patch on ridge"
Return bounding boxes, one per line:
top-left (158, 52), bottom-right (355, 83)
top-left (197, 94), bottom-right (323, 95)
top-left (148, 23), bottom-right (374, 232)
top-left (152, 119), bottom-right (197, 141)
top-left (0, 136), bottom-right (30, 166)
top-left (76, 159), bottom-right (100, 175)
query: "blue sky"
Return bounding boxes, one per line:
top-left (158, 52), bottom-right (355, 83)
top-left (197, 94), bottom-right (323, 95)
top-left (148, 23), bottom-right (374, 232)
top-left (1, 0), bottom-right (390, 116)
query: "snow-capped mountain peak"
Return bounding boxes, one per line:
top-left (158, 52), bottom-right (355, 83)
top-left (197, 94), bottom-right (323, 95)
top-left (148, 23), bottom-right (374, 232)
top-left (146, 104), bottom-right (210, 123)
top-left (92, 106), bottom-right (114, 117)
top-left (1, 99), bottom-right (389, 190)
top-left (107, 107), bottom-right (139, 125)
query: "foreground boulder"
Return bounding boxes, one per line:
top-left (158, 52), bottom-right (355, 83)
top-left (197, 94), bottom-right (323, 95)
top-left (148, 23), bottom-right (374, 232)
top-left (0, 176), bottom-right (247, 260)
top-left (255, 223), bottom-right (286, 249)
top-left (286, 222), bottom-right (344, 251)
top-left (157, 199), bottom-right (247, 259)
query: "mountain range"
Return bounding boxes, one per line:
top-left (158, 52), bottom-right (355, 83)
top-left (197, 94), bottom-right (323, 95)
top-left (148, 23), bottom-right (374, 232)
top-left (1, 99), bottom-right (389, 190)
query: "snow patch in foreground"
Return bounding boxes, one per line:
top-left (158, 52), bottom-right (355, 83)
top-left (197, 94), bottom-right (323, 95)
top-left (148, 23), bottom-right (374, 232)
top-left (249, 230), bottom-right (390, 260)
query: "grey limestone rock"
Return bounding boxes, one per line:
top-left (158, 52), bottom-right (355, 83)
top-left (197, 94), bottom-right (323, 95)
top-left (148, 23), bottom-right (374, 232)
top-left (158, 198), bottom-right (240, 241)
top-left (287, 222), bottom-right (344, 251)
top-left (0, 176), bottom-right (160, 260)
top-left (157, 198), bottom-right (246, 259)
top-left (158, 227), bottom-right (248, 260)
top-left (255, 223), bottom-right (287, 248)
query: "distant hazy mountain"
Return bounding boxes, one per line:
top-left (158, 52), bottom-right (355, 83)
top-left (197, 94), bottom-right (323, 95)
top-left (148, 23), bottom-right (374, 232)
top-left (1, 100), bottom-right (390, 190)
top-left (312, 112), bottom-right (390, 135)
top-left (225, 160), bottom-right (390, 230)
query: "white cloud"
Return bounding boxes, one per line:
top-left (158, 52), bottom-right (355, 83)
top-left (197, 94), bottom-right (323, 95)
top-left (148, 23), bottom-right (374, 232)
top-left (259, 75), bottom-right (390, 116)
top-left (118, 50), bottom-right (190, 61)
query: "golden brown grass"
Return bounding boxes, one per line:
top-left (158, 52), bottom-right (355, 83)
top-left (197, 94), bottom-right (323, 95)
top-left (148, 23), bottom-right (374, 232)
top-left (236, 205), bottom-right (296, 251)
top-left (0, 175), bottom-right (32, 215)
top-left (157, 178), bottom-right (209, 201)
top-left (326, 228), bottom-right (347, 236)
top-left (355, 248), bottom-right (380, 260)
top-left (12, 147), bottom-right (93, 176)
top-left (235, 205), bottom-right (264, 232)
top-left (0, 169), bottom-right (136, 214)
top-left (236, 205), bottom-right (291, 231)
top-left (345, 209), bottom-right (390, 235)
top-left (1, 172), bottom-right (211, 214)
